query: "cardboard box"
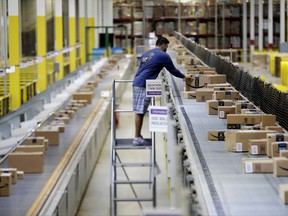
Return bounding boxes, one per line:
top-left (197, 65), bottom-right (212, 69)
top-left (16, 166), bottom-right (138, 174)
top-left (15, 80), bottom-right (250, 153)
top-left (185, 75), bottom-right (207, 90)
top-left (266, 133), bottom-right (288, 157)
top-left (35, 126), bottom-right (60, 146)
top-left (185, 58), bottom-right (202, 65)
top-left (207, 100), bottom-right (234, 115)
top-left (7, 152), bottom-right (44, 173)
top-left (241, 109), bottom-right (262, 114)
top-left (225, 130), bottom-right (274, 152)
top-left (44, 139), bottom-right (49, 149)
top-left (68, 102), bottom-right (86, 109)
top-left (87, 79), bottom-right (99, 88)
top-left (176, 50), bottom-right (189, 56)
top-left (72, 91), bottom-right (94, 104)
top-left (273, 157), bottom-right (288, 177)
top-left (249, 139), bottom-right (267, 155)
top-left (185, 74), bottom-right (226, 91)
top-left (241, 125), bottom-right (263, 130)
top-left (243, 159), bottom-right (273, 173)
top-left (218, 106), bottom-right (235, 119)
top-left (196, 88), bottom-right (214, 102)
top-left (0, 168), bottom-right (17, 185)
top-left (207, 83), bottom-right (230, 88)
top-left (271, 142), bottom-right (288, 157)
top-left (24, 137), bottom-right (48, 150)
top-left (261, 114), bottom-right (276, 127)
top-left (83, 84), bottom-right (95, 91)
top-left (279, 184), bottom-right (288, 204)
top-left (0, 173), bottom-right (12, 196)
top-left (24, 137), bottom-right (45, 145)
top-left (187, 65), bottom-right (215, 71)
top-left (70, 99), bottom-right (87, 105)
top-left (213, 90), bottom-right (240, 101)
top-left (207, 74), bottom-right (227, 84)
top-left (235, 102), bottom-right (255, 114)
top-left (50, 121), bottom-right (65, 133)
top-left (186, 66), bottom-right (216, 74)
top-left (176, 55), bottom-right (192, 64)
top-left (17, 171), bottom-right (24, 180)
top-left (182, 91), bottom-right (196, 99)
top-left (208, 130), bottom-right (226, 141)
top-left (54, 115), bottom-right (70, 124)
top-left (227, 114), bottom-right (262, 129)
top-left (186, 70), bottom-right (216, 75)
top-left (214, 86), bottom-right (233, 91)
top-left (78, 87), bottom-right (93, 92)
top-left (15, 145), bottom-right (45, 153)
top-left (58, 109), bottom-right (75, 118)
top-left (265, 126), bottom-right (284, 133)
top-left (280, 150), bottom-right (288, 158)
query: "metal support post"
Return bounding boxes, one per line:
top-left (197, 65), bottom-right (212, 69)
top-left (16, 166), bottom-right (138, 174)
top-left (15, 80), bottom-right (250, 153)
top-left (2, 0), bottom-right (8, 96)
top-left (167, 104), bottom-right (177, 209)
top-left (151, 96), bottom-right (157, 207)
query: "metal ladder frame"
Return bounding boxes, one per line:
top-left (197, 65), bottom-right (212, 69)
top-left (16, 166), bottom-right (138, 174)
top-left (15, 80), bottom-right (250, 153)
top-left (110, 79), bottom-right (156, 216)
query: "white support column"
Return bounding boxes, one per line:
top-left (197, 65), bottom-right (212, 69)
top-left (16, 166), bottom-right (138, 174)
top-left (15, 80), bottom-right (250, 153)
top-left (287, 0), bottom-right (288, 41)
top-left (36, 0), bottom-right (47, 92)
top-left (268, 0), bottom-right (273, 49)
top-left (280, 0), bottom-right (285, 44)
top-left (87, 0), bottom-right (95, 54)
top-left (55, 0), bottom-right (64, 79)
top-left (79, 0), bottom-right (86, 63)
top-left (92, 0), bottom-right (99, 48)
top-left (215, 3), bottom-right (218, 49)
top-left (242, 0), bottom-right (247, 62)
top-left (104, 0), bottom-right (113, 32)
top-left (250, 0), bottom-right (255, 62)
top-left (95, 0), bottom-right (101, 33)
top-left (69, 0), bottom-right (76, 71)
top-left (258, 0), bottom-right (263, 51)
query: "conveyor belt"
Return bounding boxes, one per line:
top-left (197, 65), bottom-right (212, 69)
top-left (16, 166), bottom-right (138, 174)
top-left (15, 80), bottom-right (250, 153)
top-left (0, 58), bottom-right (127, 215)
top-left (168, 50), bottom-right (288, 215)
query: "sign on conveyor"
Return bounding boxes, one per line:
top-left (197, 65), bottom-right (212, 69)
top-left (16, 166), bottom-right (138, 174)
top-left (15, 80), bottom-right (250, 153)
top-left (146, 79), bottom-right (162, 97)
top-left (149, 106), bottom-right (168, 132)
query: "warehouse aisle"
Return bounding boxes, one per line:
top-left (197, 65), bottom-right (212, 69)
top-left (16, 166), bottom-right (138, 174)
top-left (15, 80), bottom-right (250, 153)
top-left (77, 82), bottom-right (171, 216)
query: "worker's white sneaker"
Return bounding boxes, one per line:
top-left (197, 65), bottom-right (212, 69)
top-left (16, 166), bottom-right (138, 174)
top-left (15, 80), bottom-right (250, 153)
top-left (132, 137), bottom-right (150, 146)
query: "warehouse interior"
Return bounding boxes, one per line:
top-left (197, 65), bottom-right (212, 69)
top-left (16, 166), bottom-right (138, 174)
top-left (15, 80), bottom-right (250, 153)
top-left (0, 0), bottom-right (288, 216)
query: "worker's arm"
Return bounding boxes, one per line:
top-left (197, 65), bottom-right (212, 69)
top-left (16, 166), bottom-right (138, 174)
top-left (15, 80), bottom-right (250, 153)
top-left (163, 55), bottom-right (185, 79)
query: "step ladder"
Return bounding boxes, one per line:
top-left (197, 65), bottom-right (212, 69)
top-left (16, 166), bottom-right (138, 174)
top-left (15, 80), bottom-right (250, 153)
top-left (110, 80), bottom-right (156, 216)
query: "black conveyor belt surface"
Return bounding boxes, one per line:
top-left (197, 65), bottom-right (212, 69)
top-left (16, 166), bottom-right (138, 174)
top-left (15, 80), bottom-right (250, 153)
top-left (168, 50), bottom-right (288, 216)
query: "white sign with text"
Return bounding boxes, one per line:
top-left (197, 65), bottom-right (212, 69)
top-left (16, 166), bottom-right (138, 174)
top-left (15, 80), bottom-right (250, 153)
top-left (146, 79), bottom-right (162, 97)
top-left (149, 106), bottom-right (168, 132)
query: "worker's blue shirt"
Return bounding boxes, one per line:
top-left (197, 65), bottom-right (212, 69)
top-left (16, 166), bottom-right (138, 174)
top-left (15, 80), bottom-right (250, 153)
top-left (133, 48), bottom-right (185, 88)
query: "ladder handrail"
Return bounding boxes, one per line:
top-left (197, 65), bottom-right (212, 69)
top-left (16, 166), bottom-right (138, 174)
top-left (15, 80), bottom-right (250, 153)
top-left (110, 79), bottom-right (157, 216)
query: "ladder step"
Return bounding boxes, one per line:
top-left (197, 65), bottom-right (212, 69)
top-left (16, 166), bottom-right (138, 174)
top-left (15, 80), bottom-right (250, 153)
top-left (115, 138), bottom-right (152, 150)
top-left (114, 162), bottom-right (152, 167)
top-left (114, 180), bottom-right (152, 184)
top-left (113, 198), bottom-right (153, 202)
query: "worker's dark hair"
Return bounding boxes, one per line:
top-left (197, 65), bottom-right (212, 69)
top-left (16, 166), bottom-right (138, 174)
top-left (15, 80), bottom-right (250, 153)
top-left (156, 37), bottom-right (170, 46)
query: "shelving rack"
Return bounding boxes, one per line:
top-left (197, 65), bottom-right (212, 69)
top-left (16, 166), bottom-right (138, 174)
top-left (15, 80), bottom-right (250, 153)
top-left (113, 0), bottom-right (284, 59)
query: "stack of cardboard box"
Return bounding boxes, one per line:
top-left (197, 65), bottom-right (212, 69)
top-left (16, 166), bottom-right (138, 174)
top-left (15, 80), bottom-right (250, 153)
top-left (174, 39), bottom-right (288, 205)
top-left (0, 168), bottom-right (24, 197)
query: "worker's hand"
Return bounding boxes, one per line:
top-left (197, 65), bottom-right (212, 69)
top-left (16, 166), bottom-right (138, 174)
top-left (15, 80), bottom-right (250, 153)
top-left (183, 74), bottom-right (193, 82)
